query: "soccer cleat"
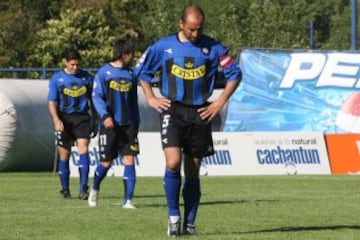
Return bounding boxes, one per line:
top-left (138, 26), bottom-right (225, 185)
top-left (122, 200), bottom-right (136, 209)
top-left (59, 189), bottom-right (71, 199)
top-left (88, 189), bottom-right (98, 207)
top-left (78, 185), bottom-right (89, 200)
top-left (167, 217), bottom-right (181, 237)
top-left (183, 224), bottom-right (198, 235)
top-left (79, 190), bottom-right (89, 200)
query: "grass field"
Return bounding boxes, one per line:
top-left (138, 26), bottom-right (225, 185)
top-left (0, 173), bottom-right (360, 240)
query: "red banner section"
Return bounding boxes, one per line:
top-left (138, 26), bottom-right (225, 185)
top-left (325, 134), bottom-right (360, 174)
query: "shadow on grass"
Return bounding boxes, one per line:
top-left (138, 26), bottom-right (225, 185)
top-left (105, 194), bottom-right (164, 200)
top-left (201, 199), bottom-right (279, 206)
top-left (244, 225), bottom-right (360, 233)
top-left (137, 198), bottom-right (280, 208)
top-left (105, 195), bottom-right (279, 208)
top-left (206, 225), bottom-right (360, 236)
top-left (135, 194), bottom-right (165, 199)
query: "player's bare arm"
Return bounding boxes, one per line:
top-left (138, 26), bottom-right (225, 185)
top-left (48, 101), bottom-right (64, 131)
top-left (198, 80), bottom-right (240, 121)
top-left (139, 80), bottom-right (171, 113)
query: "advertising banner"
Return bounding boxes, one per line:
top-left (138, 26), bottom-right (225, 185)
top-left (69, 132), bottom-right (330, 177)
top-left (208, 132), bottom-right (330, 175)
top-left (224, 49), bottom-right (360, 133)
top-left (65, 49), bottom-right (353, 176)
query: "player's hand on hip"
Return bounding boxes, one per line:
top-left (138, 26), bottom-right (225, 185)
top-left (198, 100), bottom-right (223, 121)
top-left (148, 97), bottom-right (171, 113)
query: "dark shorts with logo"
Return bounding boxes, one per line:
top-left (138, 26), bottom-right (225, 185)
top-left (99, 125), bottom-right (139, 161)
top-left (160, 102), bottom-right (214, 158)
top-left (56, 113), bottom-right (91, 149)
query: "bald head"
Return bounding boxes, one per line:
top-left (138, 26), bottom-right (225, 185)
top-left (181, 4), bottom-right (205, 23)
top-left (179, 5), bottom-right (205, 43)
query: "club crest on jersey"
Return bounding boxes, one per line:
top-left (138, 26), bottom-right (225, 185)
top-left (185, 62), bottom-right (194, 68)
top-left (202, 47), bottom-right (209, 55)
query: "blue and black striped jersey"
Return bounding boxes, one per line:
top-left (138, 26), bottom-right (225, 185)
top-left (48, 69), bottom-right (93, 114)
top-left (135, 34), bottom-right (241, 105)
top-left (92, 63), bottom-right (139, 127)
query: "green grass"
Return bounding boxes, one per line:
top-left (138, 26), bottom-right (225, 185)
top-left (1, 173), bottom-right (360, 240)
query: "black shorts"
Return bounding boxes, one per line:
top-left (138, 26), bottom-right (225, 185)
top-left (99, 125), bottom-right (139, 161)
top-left (160, 102), bottom-right (214, 158)
top-left (56, 113), bottom-right (91, 149)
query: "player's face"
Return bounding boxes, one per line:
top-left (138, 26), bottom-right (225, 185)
top-left (65, 59), bottom-right (81, 74)
top-left (123, 52), bottom-right (134, 67)
top-left (180, 14), bottom-right (204, 43)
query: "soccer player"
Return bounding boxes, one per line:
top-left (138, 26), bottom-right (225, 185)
top-left (88, 39), bottom-right (139, 209)
top-left (48, 48), bottom-right (94, 200)
top-left (135, 4), bottom-right (241, 236)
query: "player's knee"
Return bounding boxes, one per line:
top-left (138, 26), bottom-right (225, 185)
top-left (166, 160), bottom-right (181, 171)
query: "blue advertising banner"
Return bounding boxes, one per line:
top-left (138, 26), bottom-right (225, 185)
top-left (223, 49), bottom-right (360, 133)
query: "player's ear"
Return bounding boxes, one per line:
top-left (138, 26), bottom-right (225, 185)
top-left (62, 58), bottom-right (67, 67)
top-left (178, 19), bottom-right (184, 30)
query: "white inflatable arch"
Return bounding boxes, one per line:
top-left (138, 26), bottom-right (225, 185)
top-left (0, 79), bottom-right (54, 171)
top-left (0, 79), bottom-right (227, 171)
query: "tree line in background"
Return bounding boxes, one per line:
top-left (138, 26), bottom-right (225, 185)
top-left (0, 0), bottom-right (354, 72)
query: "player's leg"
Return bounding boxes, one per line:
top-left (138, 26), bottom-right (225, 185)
top-left (73, 114), bottom-right (92, 200)
top-left (122, 155), bottom-right (136, 209)
top-left (56, 129), bottom-right (72, 199)
top-left (182, 155), bottom-right (202, 235)
top-left (88, 127), bottom-right (115, 207)
top-left (58, 145), bottom-right (71, 198)
top-left (119, 126), bottom-right (139, 209)
top-left (164, 147), bottom-right (182, 236)
top-left (160, 104), bottom-right (184, 236)
top-left (76, 138), bottom-right (90, 200)
top-left (182, 107), bottom-right (214, 235)
top-left (88, 160), bottom-right (111, 207)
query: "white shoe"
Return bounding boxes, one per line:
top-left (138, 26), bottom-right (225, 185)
top-left (122, 199), bottom-right (136, 209)
top-left (167, 216), bottom-right (181, 237)
top-left (88, 189), bottom-right (98, 207)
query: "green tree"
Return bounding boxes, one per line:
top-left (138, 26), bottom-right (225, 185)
top-left (31, 8), bottom-right (116, 68)
top-left (0, 0), bottom-right (62, 67)
top-left (200, 0), bottom-right (253, 55)
top-left (0, 0), bottom-right (358, 73)
top-left (322, 0), bottom-right (351, 50)
top-left (140, 0), bottom-right (185, 47)
top-left (60, 0), bottom-right (147, 48)
top-left (139, 0), bottom-right (251, 56)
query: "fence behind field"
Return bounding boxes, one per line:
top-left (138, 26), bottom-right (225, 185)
top-left (0, 68), bottom-right (98, 80)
